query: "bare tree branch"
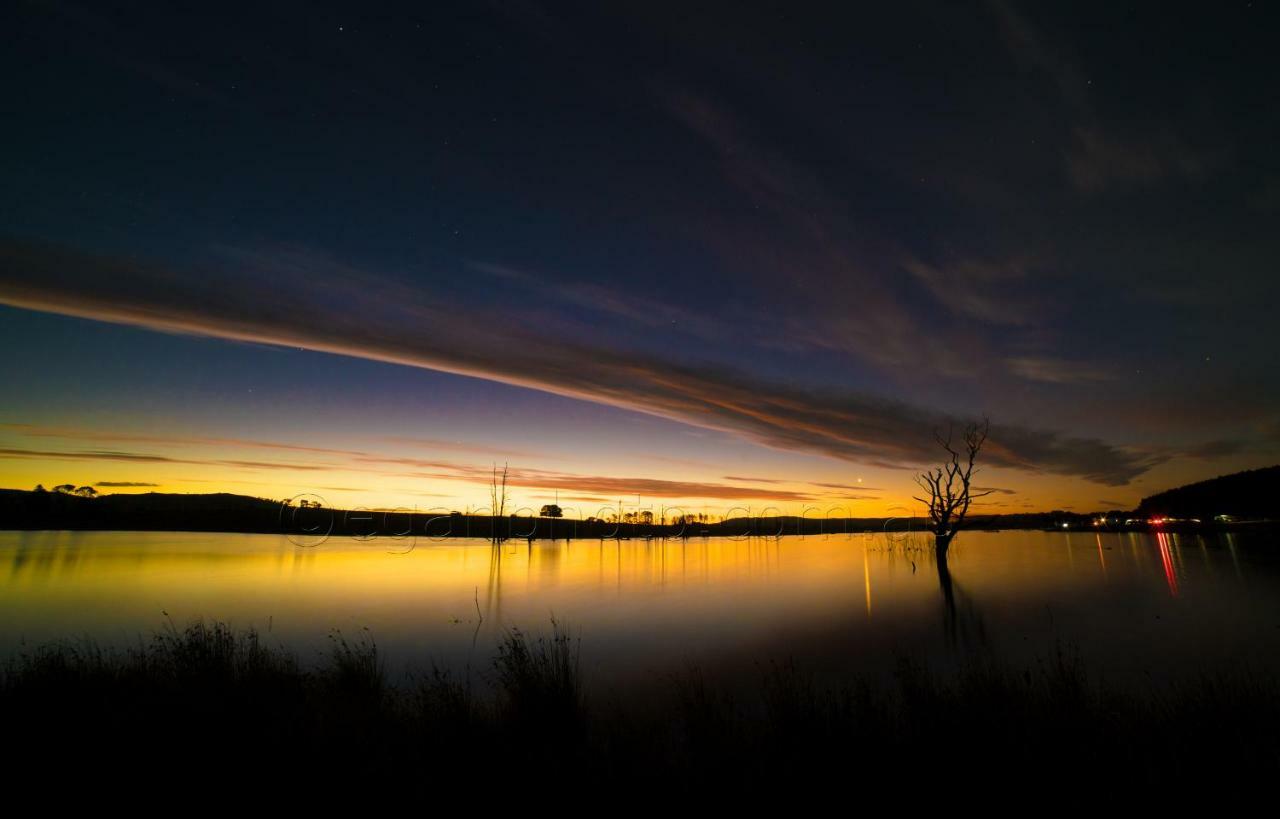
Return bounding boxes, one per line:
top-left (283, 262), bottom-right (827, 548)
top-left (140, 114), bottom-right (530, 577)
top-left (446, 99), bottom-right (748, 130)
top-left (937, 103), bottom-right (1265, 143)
top-left (914, 417), bottom-right (990, 553)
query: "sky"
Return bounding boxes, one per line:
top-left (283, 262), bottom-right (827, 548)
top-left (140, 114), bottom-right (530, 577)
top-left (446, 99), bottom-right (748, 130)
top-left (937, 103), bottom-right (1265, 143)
top-left (1, 1), bottom-right (1277, 518)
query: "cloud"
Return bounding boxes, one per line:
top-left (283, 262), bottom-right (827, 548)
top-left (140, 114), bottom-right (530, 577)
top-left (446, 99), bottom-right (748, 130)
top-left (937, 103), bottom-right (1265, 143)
top-left (94, 481), bottom-right (159, 487)
top-left (1007, 356), bottom-right (1113, 384)
top-left (1180, 438), bottom-right (1249, 459)
top-left (987, 0), bottom-right (1092, 110)
top-left (489, 473), bottom-right (819, 502)
top-left (1, 423), bottom-right (373, 458)
top-left (0, 442), bottom-right (821, 502)
top-left (1177, 424), bottom-right (1280, 460)
top-left (3, 423), bottom-right (540, 465)
top-left (1067, 127), bottom-right (1213, 193)
top-left (469, 261), bottom-right (721, 339)
top-left (903, 255), bottom-right (1036, 327)
top-left (657, 87), bottom-right (993, 376)
top-left (379, 436), bottom-right (542, 458)
top-left (0, 241), bottom-right (1158, 485)
top-left (809, 482), bottom-right (883, 492)
top-left (989, 1), bottom-right (1220, 194)
top-left (0, 446), bottom-right (333, 471)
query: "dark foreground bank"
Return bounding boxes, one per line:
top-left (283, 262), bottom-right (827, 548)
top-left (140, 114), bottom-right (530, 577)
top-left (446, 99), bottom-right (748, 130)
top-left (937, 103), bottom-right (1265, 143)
top-left (3, 621), bottom-right (1278, 797)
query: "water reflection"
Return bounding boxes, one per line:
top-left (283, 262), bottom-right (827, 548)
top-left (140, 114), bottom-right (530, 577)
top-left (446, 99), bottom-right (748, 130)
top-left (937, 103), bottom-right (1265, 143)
top-left (933, 547), bottom-right (988, 652)
top-left (2, 529), bottom-right (1278, 682)
top-left (1155, 531), bottom-right (1180, 597)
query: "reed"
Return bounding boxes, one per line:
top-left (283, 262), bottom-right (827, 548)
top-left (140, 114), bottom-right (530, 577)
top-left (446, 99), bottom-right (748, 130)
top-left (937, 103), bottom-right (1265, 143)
top-left (3, 620), bottom-right (1277, 794)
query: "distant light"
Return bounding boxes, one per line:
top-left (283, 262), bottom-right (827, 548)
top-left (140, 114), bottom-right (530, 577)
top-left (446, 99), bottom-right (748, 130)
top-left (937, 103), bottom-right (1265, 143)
top-left (1061, 523), bottom-right (1069, 529)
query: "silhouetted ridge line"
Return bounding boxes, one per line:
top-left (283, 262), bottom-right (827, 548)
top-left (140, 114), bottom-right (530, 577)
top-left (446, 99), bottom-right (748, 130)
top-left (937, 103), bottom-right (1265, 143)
top-left (1136, 465), bottom-right (1280, 519)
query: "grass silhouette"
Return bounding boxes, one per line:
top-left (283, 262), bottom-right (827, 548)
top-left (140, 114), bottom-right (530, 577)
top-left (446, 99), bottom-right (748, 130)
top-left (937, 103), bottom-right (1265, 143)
top-left (3, 620), bottom-right (1277, 795)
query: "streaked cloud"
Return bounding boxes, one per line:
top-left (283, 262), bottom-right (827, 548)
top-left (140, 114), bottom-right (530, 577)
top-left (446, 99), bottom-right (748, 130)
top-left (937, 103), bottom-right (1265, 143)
top-left (809, 482), bottom-right (883, 492)
top-left (1007, 356), bottom-right (1113, 384)
top-left (0, 442), bottom-right (821, 503)
top-left (0, 241), bottom-right (1158, 485)
top-left (380, 436), bottom-right (542, 458)
top-left (903, 255), bottom-right (1036, 327)
top-left (0, 446), bottom-right (332, 471)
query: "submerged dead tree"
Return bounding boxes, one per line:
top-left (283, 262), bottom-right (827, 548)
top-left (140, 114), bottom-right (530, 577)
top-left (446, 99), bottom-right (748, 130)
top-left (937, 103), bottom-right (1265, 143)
top-left (913, 419), bottom-right (992, 642)
top-left (913, 419), bottom-right (992, 557)
top-left (490, 462), bottom-right (509, 542)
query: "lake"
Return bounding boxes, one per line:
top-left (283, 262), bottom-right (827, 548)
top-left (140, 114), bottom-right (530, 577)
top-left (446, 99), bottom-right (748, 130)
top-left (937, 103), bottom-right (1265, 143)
top-left (2, 529), bottom-right (1278, 686)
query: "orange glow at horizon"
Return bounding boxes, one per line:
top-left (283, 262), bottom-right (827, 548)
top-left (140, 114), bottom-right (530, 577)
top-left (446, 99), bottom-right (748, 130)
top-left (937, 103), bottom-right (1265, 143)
top-left (0, 419), bottom-right (1202, 518)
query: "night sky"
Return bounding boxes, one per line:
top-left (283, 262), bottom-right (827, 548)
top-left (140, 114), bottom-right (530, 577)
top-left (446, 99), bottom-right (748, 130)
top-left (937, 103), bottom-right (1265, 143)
top-left (2, 1), bottom-right (1277, 516)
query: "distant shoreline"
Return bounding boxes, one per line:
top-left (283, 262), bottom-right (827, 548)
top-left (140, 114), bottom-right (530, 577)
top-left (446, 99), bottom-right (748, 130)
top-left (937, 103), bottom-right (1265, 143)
top-left (1, 488), bottom-right (1273, 540)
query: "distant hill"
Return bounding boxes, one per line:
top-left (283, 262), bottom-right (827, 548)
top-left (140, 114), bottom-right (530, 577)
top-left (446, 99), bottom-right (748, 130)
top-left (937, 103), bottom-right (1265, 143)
top-left (0, 489), bottom-right (284, 532)
top-left (1136, 465), bottom-right (1280, 520)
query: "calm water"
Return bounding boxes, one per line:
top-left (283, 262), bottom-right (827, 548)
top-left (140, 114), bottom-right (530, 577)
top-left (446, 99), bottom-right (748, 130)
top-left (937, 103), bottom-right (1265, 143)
top-left (2, 529), bottom-right (1278, 685)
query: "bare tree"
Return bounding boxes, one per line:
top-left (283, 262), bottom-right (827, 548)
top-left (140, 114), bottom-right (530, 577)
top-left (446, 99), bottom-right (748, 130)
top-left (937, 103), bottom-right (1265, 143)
top-left (913, 419), bottom-right (993, 555)
top-left (489, 462), bottom-right (509, 541)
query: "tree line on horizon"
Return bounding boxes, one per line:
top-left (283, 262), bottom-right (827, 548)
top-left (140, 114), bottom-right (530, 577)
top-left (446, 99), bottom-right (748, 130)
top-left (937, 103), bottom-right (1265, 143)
top-left (32, 483), bottom-right (98, 497)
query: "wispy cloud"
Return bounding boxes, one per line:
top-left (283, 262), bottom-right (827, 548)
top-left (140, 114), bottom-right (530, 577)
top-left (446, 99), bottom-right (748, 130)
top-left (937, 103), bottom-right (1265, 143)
top-left (469, 261), bottom-right (722, 339)
top-left (3, 423), bottom-right (540, 463)
top-left (0, 443), bottom-right (823, 502)
top-left (903, 255), bottom-right (1036, 327)
top-left (989, 0), bottom-right (1221, 194)
top-left (0, 241), bottom-right (1157, 485)
top-left (380, 436), bottom-right (542, 458)
top-left (0, 446), bottom-right (332, 471)
top-left (1007, 356), bottom-right (1113, 384)
top-left (94, 481), bottom-right (158, 487)
top-left (658, 87), bottom-right (987, 375)
top-left (809, 482), bottom-right (883, 492)
top-left (1067, 127), bottom-right (1214, 193)
top-left (484, 472), bottom-right (819, 502)
top-left (1, 423), bottom-right (371, 458)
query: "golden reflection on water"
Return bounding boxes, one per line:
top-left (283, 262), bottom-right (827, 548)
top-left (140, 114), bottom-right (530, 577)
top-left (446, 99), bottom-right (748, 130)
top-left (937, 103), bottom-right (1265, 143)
top-left (1, 529), bottom-right (1277, 680)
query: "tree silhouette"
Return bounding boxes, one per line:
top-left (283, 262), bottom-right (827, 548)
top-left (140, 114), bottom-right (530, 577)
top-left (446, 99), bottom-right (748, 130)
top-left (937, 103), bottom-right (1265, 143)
top-left (913, 419), bottom-right (993, 556)
top-left (490, 463), bottom-right (509, 542)
top-left (539, 504), bottom-right (563, 518)
top-left (73, 486), bottom-right (98, 498)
